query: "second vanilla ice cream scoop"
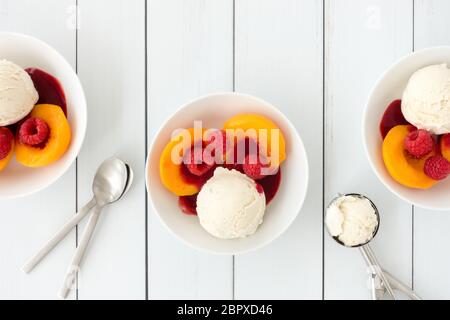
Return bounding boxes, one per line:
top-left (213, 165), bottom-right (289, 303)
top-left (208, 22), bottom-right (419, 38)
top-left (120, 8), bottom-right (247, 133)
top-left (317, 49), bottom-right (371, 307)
top-left (401, 63), bottom-right (450, 135)
top-left (0, 60), bottom-right (38, 126)
top-left (197, 167), bottom-right (266, 239)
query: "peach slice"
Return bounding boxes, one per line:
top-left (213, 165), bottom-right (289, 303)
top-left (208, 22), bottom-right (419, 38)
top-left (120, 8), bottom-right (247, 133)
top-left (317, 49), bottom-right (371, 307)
top-left (223, 113), bottom-right (286, 166)
top-left (440, 134), bottom-right (450, 162)
top-left (159, 128), bottom-right (207, 196)
top-left (15, 104), bottom-right (71, 167)
top-left (382, 125), bottom-right (437, 189)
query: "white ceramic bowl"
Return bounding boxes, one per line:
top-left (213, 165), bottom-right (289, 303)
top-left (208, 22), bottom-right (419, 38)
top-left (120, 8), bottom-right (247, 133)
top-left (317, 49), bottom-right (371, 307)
top-left (363, 46), bottom-right (450, 210)
top-left (0, 32), bottom-right (87, 198)
top-left (146, 93), bottom-right (309, 254)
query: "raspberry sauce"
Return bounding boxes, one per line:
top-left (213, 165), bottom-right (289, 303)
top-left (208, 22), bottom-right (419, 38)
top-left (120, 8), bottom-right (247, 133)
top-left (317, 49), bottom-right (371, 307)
top-left (258, 169), bottom-right (282, 204)
top-left (178, 194), bottom-right (198, 215)
top-left (177, 137), bottom-right (282, 215)
top-left (180, 162), bottom-right (215, 189)
top-left (26, 68), bottom-right (67, 116)
top-left (178, 167), bottom-right (282, 215)
top-left (379, 99), bottom-right (410, 139)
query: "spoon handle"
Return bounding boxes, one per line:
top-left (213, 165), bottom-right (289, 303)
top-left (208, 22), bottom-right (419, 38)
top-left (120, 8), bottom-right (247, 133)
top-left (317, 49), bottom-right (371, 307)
top-left (21, 198), bottom-right (96, 274)
top-left (58, 205), bottom-right (102, 299)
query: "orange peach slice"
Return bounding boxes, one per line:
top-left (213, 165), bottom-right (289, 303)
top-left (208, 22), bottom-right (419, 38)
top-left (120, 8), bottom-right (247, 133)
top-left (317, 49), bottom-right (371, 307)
top-left (16, 104), bottom-right (71, 167)
top-left (159, 128), bottom-right (206, 196)
top-left (223, 113), bottom-right (286, 166)
top-left (382, 125), bottom-right (437, 189)
top-left (441, 134), bottom-right (450, 162)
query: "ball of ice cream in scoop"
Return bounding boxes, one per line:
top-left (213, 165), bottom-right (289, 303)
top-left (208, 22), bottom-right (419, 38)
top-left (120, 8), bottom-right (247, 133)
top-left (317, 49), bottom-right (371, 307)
top-left (401, 63), bottom-right (450, 135)
top-left (196, 167), bottom-right (266, 239)
top-left (326, 195), bottom-right (378, 247)
top-left (0, 59), bottom-right (38, 126)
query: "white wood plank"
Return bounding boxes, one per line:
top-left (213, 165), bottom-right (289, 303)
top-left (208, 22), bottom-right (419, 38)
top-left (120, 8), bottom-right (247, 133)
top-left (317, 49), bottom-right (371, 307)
top-left (147, 0), bottom-right (234, 299)
top-left (0, 0), bottom-right (77, 299)
top-left (413, 0), bottom-right (450, 300)
top-left (324, 0), bottom-right (414, 299)
top-left (76, 0), bottom-right (146, 299)
top-left (234, 0), bottom-right (323, 299)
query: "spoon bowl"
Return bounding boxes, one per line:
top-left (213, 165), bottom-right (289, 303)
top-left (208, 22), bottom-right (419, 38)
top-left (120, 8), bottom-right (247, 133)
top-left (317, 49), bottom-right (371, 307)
top-left (92, 158), bottom-right (130, 207)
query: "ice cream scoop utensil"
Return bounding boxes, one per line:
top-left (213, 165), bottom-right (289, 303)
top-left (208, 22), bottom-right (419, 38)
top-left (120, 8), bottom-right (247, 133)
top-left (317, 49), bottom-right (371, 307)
top-left (326, 193), bottom-right (420, 300)
top-left (327, 194), bottom-right (395, 299)
top-left (58, 158), bottom-right (133, 299)
top-left (382, 271), bottom-right (421, 300)
top-left (359, 243), bottom-right (396, 299)
top-left (359, 245), bottom-right (421, 300)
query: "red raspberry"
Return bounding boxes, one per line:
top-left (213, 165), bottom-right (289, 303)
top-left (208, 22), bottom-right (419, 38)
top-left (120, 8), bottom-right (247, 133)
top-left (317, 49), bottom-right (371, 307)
top-left (242, 154), bottom-right (271, 180)
top-left (404, 129), bottom-right (434, 158)
top-left (0, 127), bottom-right (13, 160)
top-left (424, 156), bottom-right (450, 180)
top-left (205, 130), bottom-right (228, 161)
top-left (206, 129), bottom-right (226, 145)
top-left (18, 117), bottom-right (50, 146)
top-left (183, 147), bottom-right (214, 176)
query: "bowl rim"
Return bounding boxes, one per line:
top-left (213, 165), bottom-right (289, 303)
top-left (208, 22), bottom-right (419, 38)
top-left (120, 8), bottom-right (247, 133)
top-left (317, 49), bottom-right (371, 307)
top-left (145, 91), bottom-right (309, 255)
top-left (362, 46), bottom-right (450, 211)
top-left (0, 31), bottom-right (87, 198)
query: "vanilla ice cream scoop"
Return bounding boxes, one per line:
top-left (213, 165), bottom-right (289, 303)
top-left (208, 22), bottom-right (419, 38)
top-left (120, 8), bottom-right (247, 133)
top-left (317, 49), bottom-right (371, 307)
top-left (401, 63), bottom-right (450, 135)
top-left (0, 59), bottom-right (38, 126)
top-left (326, 194), bottom-right (379, 247)
top-left (196, 167), bottom-right (266, 239)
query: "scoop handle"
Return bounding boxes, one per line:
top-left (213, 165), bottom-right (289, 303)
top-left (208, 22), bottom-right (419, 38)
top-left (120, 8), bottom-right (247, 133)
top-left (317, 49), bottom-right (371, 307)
top-left (360, 245), bottom-right (396, 299)
top-left (21, 198), bottom-right (96, 274)
top-left (58, 205), bottom-right (102, 299)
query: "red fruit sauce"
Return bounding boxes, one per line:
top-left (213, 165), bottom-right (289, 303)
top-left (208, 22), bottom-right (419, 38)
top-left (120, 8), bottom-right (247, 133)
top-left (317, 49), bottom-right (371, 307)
top-left (179, 194), bottom-right (199, 215)
top-left (177, 137), bottom-right (282, 215)
top-left (178, 166), bottom-right (282, 215)
top-left (257, 169), bottom-right (282, 204)
top-left (379, 99), bottom-right (410, 139)
top-left (180, 161), bottom-right (216, 190)
top-left (26, 68), bottom-right (67, 116)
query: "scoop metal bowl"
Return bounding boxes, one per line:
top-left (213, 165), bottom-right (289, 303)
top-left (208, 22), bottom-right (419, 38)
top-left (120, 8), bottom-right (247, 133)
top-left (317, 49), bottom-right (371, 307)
top-left (326, 193), bottom-right (380, 248)
top-left (326, 193), bottom-right (397, 299)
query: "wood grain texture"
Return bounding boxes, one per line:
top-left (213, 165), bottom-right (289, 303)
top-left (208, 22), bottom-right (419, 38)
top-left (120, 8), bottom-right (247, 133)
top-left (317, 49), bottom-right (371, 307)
top-left (0, 0), bottom-right (77, 300)
top-left (76, 0), bottom-right (146, 299)
top-left (147, 0), bottom-right (234, 299)
top-left (413, 0), bottom-right (450, 300)
top-left (324, 0), bottom-right (414, 299)
top-left (234, 0), bottom-right (323, 299)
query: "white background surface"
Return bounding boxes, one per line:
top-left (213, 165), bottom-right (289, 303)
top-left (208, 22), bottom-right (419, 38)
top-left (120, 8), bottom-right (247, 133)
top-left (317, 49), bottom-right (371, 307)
top-left (0, 0), bottom-right (449, 300)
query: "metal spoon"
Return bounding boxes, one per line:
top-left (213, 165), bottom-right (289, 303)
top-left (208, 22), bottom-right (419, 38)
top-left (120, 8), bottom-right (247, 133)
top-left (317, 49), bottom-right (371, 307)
top-left (58, 158), bottom-right (133, 299)
top-left (22, 158), bottom-right (133, 274)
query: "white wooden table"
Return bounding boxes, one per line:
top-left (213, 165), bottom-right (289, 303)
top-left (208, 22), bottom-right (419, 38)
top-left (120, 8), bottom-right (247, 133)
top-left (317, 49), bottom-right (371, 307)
top-left (0, 0), bottom-right (449, 300)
